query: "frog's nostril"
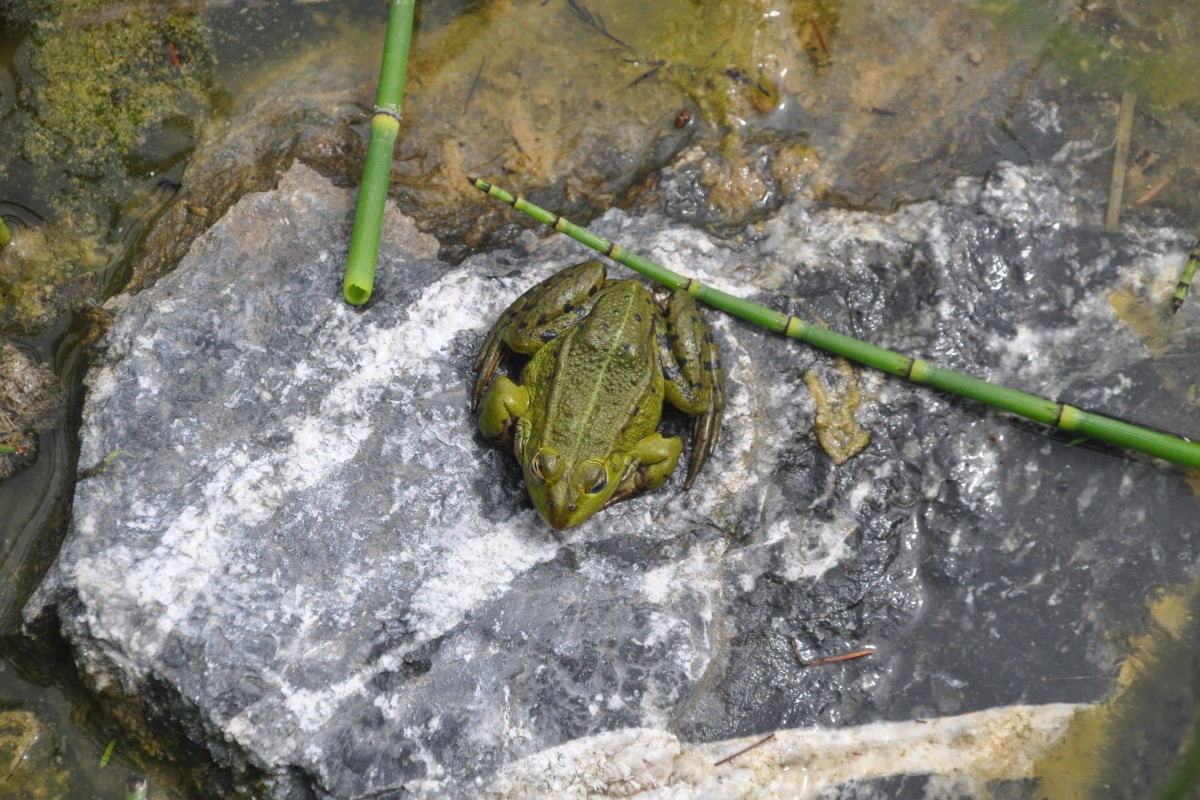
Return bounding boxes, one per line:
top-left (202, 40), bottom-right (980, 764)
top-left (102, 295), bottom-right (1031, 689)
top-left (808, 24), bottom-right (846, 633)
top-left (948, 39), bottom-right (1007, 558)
top-left (568, 503), bottom-right (577, 512)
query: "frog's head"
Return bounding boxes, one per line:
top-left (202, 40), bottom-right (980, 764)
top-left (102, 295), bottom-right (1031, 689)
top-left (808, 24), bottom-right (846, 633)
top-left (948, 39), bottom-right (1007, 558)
top-left (519, 443), bottom-right (627, 531)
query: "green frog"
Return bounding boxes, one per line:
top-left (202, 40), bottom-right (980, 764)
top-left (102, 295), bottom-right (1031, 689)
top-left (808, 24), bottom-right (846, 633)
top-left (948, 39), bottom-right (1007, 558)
top-left (472, 261), bottom-right (725, 530)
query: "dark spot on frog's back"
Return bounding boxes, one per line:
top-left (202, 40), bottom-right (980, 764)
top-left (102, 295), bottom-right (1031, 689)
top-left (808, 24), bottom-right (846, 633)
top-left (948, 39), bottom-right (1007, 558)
top-left (562, 302), bottom-right (575, 313)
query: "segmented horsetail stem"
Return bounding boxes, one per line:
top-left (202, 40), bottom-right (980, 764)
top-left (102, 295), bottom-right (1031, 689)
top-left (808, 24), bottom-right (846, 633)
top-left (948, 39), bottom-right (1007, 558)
top-left (1171, 242), bottom-right (1199, 314)
top-left (469, 177), bottom-right (1200, 469)
top-left (342, 0), bottom-right (416, 306)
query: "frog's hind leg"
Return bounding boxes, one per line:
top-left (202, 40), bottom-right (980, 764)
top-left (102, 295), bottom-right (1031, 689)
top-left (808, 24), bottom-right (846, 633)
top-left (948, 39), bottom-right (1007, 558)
top-left (658, 290), bottom-right (725, 488)
top-left (472, 261), bottom-right (606, 408)
top-left (496, 261), bottom-right (607, 353)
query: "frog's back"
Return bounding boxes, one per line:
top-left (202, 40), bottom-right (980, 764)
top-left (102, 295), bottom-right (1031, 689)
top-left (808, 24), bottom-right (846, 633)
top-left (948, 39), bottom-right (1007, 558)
top-left (525, 280), bottom-right (664, 460)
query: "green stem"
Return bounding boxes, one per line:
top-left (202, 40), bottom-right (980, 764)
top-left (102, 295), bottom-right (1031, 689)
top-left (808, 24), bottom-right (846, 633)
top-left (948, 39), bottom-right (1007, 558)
top-left (1171, 241), bottom-right (1199, 314)
top-left (469, 177), bottom-right (1200, 470)
top-left (0, 445), bottom-right (24, 455)
top-left (0, 217), bottom-right (12, 248)
top-left (343, 0), bottom-right (416, 306)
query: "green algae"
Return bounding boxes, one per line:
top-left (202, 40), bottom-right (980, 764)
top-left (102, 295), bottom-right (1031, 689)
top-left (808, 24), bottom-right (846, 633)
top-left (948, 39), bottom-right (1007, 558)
top-left (0, 220), bottom-right (108, 333)
top-left (976, 0), bottom-right (1200, 110)
top-left (0, 709), bottom-right (72, 798)
top-left (1034, 580), bottom-right (1200, 798)
top-left (0, 1), bottom-right (217, 333)
top-left (18, 2), bottom-right (213, 174)
top-left (804, 359), bottom-right (870, 465)
top-left (561, 0), bottom-right (840, 129)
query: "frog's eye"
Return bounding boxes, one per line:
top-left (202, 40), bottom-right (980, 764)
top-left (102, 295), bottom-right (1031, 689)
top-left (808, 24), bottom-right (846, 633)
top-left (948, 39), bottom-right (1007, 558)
top-left (578, 462), bottom-right (608, 495)
top-left (530, 450), bottom-right (562, 483)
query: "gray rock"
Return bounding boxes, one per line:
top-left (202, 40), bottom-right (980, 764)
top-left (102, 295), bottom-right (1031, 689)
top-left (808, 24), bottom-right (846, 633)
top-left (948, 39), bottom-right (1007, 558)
top-left (27, 157), bottom-right (1200, 797)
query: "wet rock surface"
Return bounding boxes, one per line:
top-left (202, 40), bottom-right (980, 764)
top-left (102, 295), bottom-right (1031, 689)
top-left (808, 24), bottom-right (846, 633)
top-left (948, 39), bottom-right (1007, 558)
top-left (25, 159), bottom-right (1200, 797)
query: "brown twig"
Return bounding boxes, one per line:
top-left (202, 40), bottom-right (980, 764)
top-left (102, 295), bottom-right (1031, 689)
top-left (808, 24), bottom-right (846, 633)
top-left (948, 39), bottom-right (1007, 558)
top-left (714, 733), bottom-right (776, 766)
top-left (1133, 172), bottom-right (1172, 207)
top-left (4, 736), bottom-right (34, 782)
top-left (1105, 89), bottom-right (1137, 231)
top-left (811, 20), bottom-right (830, 59)
top-left (789, 637), bottom-right (874, 667)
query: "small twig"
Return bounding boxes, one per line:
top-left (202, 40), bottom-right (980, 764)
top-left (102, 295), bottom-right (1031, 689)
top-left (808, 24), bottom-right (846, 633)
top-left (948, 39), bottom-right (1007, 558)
top-left (627, 63), bottom-right (664, 88)
top-left (811, 20), bottom-right (830, 59)
top-left (4, 737), bottom-right (34, 782)
top-left (463, 58), bottom-right (485, 115)
top-left (714, 733), bottom-right (776, 766)
top-left (1105, 89), bottom-right (1137, 231)
top-left (1133, 172), bottom-right (1172, 206)
top-left (789, 637), bottom-right (874, 667)
top-left (566, 0), bottom-right (639, 54)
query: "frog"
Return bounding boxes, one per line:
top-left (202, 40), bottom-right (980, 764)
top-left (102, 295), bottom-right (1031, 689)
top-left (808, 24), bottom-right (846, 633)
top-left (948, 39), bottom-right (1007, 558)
top-left (472, 260), bottom-right (725, 531)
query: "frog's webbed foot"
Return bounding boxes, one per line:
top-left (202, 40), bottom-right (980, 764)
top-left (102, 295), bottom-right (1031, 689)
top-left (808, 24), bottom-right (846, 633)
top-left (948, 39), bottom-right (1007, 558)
top-left (472, 261), bottom-right (607, 410)
top-left (604, 432), bottom-right (682, 508)
top-left (658, 290), bottom-right (726, 487)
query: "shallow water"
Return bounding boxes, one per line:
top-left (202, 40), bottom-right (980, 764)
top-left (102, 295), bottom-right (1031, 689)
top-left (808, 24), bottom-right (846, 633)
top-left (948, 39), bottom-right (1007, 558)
top-left (2, 0), bottom-right (1200, 796)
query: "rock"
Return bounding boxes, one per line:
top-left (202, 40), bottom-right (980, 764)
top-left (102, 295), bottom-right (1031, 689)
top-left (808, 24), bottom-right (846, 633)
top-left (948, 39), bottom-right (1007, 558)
top-left (26, 157), bottom-right (1200, 797)
top-left (482, 702), bottom-right (1085, 799)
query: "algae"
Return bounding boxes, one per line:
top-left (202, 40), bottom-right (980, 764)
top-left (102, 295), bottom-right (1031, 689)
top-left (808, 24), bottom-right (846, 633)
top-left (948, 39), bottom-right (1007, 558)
top-left (976, 0), bottom-right (1200, 110)
top-left (0, 709), bottom-right (72, 797)
top-left (804, 358), bottom-right (870, 464)
top-left (0, 0), bottom-right (217, 334)
top-left (1034, 580), bottom-right (1200, 798)
top-left (18, 2), bottom-right (213, 176)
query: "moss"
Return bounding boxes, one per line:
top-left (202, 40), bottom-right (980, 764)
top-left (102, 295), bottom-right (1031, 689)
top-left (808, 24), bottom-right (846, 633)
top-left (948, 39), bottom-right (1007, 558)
top-left (0, 222), bottom-right (105, 332)
top-left (21, 5), bottom-right (212, 173)
top-left (0, 1), bottom-right (216, 334)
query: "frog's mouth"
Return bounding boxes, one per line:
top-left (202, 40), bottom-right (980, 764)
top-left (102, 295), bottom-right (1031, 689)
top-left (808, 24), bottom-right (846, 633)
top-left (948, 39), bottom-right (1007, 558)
top-left (537, 476), bottom-right (598, 532)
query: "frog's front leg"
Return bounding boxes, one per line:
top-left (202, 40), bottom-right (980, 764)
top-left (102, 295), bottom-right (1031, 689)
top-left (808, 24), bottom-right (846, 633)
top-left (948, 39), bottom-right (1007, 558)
top-left (476, 375), bottom-right (529, 447)
top-left (605, 432), bottom-right (683, 507)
